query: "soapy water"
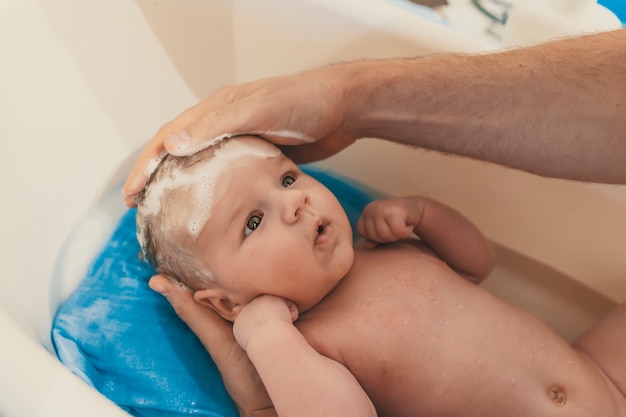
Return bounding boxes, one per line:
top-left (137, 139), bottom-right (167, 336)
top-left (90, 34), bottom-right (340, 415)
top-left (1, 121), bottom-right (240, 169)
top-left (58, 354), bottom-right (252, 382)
top-left (165, 129), bottom-right (315, 157)
top-left (142, 130), bottom-right (315, 191)
top-left (165, 132), bottom-right (233, 156)
top-left (258, 130), bottom-right (316, 144)
top-left (140, 137), bottom-right (281, 240)
top-left (143, 149), bottom-right (168, 181)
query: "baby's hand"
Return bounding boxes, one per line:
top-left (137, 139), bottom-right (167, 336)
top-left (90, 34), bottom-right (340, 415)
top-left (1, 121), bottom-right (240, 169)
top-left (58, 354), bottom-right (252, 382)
top-left (356, 197), bottom-right (424, 248)
top-left (233, 295), bottom-right (299, 352)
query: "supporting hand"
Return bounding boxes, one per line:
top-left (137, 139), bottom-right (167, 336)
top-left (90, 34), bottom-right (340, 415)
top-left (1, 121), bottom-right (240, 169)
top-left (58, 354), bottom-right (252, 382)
top-left (149, 275), bottom-right (276, 417)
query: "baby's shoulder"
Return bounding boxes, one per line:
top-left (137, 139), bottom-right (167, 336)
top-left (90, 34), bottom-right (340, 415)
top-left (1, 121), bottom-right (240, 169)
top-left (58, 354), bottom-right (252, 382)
top-left (356, 238), bottom-right (437, 260)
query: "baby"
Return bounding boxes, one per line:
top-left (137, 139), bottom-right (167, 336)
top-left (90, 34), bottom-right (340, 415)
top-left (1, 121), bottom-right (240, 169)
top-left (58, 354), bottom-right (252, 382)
top-left (136, 136), bottom-right (626, 417)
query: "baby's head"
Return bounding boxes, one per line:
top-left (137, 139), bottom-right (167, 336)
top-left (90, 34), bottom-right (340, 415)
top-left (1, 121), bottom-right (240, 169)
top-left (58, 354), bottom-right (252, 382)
top-left (136, 137), bottom-right (281, 290)
top-left (136, 136), bottom-right (355, 320)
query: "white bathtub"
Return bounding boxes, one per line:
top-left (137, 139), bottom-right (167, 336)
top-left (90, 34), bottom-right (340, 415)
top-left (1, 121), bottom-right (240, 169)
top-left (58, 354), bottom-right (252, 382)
top-left (1, 1), bottom-right (625, 416)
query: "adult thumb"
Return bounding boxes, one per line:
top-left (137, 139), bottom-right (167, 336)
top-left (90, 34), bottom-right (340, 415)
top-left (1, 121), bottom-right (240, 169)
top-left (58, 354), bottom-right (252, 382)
top-left (163, 107), bottom-right (243, 156)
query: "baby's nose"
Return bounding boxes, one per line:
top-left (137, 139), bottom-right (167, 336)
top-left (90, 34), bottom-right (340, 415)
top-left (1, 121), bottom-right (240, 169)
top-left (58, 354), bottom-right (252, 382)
top-left (282, 189), bottom-right (309, 224)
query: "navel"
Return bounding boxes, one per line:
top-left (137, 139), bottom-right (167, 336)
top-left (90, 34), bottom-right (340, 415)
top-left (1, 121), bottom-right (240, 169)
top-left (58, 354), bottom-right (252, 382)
top-left (547, 384), bottom-right (566, 406)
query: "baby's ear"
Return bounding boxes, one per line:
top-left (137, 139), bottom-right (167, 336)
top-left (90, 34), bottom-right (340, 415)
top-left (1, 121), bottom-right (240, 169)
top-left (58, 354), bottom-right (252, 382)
top-left (193, 288), bottom-right (242, 322)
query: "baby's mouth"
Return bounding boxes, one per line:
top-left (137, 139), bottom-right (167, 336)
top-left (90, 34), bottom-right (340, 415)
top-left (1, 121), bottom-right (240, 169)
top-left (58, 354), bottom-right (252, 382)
top-left (315, 222), bottom-right (331, 245)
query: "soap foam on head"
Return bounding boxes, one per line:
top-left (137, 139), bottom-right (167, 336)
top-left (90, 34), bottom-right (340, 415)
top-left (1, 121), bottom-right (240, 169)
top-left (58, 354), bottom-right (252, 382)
top-left (143, 149), bottom-right (168, 184)
top-left (142, 137), bottom-right (281, 240)
top-left (257, 130), bottom-right (316, 143)
top-left (166, 130), bottom-right (315, 157)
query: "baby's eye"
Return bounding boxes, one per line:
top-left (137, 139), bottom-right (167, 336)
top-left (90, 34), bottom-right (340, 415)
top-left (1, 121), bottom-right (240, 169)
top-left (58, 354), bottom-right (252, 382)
top-left (281, 174), bottom-right (296, 188)
top-left (244, 214), bottom-right (263, 236)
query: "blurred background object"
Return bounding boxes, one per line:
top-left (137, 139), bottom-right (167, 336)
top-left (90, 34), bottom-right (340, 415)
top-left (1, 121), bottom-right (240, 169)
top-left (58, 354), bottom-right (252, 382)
top-left (405, 0), bottom-right (623, 45)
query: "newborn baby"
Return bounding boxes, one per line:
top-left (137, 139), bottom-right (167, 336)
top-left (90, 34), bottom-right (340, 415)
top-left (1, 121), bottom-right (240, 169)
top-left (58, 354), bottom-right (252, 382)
top-left (136, 136), bottom-right (626, 417)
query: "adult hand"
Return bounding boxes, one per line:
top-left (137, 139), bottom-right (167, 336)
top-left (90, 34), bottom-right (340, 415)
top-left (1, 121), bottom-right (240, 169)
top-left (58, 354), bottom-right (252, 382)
top-left (149, 275), bottom-right (276, 417)
top-left (124, 29), bottom-right (626, 207)
top-left (123, 64), bottom-right (362, 207)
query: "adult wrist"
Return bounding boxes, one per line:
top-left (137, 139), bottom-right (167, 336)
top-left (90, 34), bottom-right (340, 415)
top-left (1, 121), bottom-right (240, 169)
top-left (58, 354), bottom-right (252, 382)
top-left (339, 58), bottom-right (426, 141)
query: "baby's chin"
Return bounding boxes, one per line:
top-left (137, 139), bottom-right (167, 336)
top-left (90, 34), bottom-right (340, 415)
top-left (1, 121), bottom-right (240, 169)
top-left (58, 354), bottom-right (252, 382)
top-left (333, 242), bottom-right (356, 283)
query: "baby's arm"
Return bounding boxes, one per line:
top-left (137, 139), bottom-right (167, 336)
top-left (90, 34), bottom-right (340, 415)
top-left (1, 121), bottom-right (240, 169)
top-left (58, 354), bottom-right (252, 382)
top-left (234, 295), bottom-right (377, 417)
top-left (357, 196), bottom-right (495, 283)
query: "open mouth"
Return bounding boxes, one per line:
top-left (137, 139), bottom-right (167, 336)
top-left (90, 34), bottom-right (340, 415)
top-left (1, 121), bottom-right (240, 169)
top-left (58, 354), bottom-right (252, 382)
top-left (315, 222), bottom-right (331, 245)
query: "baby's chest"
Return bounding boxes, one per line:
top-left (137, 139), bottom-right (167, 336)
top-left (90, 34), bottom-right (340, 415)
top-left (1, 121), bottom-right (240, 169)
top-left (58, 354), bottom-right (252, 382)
top-left (344, 248), bottom-right (466, 318)
top-left (299, 248), bottom-right (482, 371)
top-left (301, 291), bottom-right (457, 413)
top-left (301, 261), bottom-right (465, 361)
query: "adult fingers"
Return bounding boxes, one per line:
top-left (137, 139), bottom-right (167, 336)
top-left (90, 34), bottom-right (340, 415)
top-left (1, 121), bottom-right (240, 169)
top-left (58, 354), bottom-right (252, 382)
top-left (149, 275), bottom-right (234, 340)
top-left (122, 110), bottom-right (198, 206)
top-left (279, 133), bottom-right (357, 164)
top-left (122, 143), bottom-right (167, 207)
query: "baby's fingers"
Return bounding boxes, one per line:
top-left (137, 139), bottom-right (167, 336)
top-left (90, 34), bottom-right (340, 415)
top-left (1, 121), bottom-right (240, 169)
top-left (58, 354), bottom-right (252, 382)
top-left (386, 215), bottom-right (415, 240)
top-left (357, 214), bottom-right (392, 243)
top-left (357, 211), bottom-right (413, 245)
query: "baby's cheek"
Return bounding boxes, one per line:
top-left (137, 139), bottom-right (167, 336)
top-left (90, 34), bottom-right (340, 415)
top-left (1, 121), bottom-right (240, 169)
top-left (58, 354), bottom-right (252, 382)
top-left (335, 242), bottom-right (355, 275)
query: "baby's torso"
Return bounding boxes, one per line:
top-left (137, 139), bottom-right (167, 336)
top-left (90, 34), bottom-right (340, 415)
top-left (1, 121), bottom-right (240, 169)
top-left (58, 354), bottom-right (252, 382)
top-left (295, 242), bottom-right (625, 417)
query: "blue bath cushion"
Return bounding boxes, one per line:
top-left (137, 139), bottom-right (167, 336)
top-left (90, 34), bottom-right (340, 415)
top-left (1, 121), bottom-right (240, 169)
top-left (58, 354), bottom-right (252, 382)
top-left (51, 166), bottom-right (374, 417)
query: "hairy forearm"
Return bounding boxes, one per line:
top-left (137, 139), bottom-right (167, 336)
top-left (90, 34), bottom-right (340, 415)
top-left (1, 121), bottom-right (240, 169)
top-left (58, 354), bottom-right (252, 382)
top-left (348, 29), bottom-right (626, 184)
top-left (246, 321), bottom-right (376, 417)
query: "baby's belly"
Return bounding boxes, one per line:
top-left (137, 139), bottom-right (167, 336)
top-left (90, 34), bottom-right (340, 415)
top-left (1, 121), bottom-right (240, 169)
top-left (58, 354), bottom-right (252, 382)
top-left (353, 326), bottom-right (624, 417)
top-left (302, 250), bottom-right (626, 417)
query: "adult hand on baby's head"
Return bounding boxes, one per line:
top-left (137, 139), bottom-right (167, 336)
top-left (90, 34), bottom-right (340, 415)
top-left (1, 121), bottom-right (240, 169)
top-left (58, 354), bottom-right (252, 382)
top-left (123, 63), bottom-right (362, 207)
top-left (233, 295), bottom-right (299, 352)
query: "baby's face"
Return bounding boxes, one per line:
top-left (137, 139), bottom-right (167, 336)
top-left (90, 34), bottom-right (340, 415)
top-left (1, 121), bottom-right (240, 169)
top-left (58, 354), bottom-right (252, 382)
top-left (193, 137), bottom-right (354, 315)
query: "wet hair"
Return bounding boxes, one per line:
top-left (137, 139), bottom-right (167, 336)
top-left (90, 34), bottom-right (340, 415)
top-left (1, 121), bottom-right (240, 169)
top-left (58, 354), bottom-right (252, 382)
top-left (135, 144), bottom-right (225, 290)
